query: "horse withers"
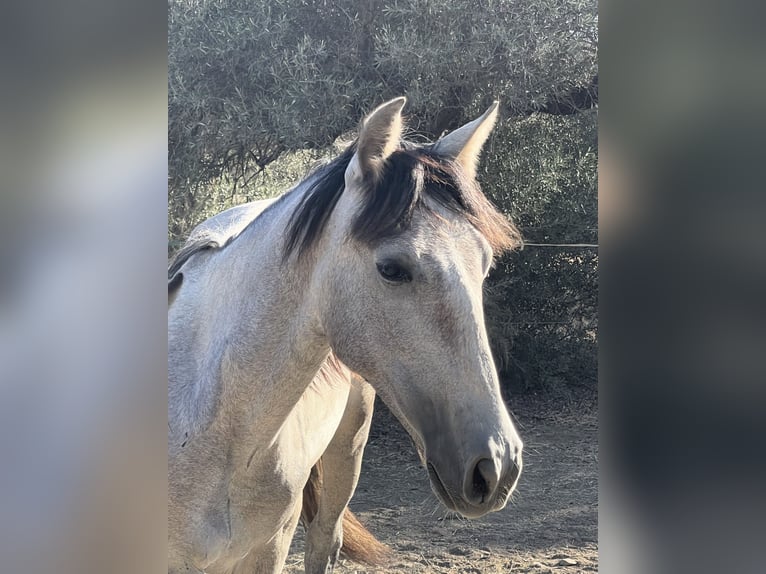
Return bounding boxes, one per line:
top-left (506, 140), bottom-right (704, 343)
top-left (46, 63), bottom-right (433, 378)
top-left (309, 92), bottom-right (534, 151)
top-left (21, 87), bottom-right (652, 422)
top-left (168, 97), bottom-right (524, 573)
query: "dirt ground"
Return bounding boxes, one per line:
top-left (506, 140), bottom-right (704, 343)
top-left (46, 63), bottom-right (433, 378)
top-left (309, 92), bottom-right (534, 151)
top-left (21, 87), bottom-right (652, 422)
top-left (285, 393), bottom-right (598, 573)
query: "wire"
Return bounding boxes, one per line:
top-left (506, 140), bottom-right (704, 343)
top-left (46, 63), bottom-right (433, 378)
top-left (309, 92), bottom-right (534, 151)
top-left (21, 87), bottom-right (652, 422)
top-left (523, 243), bottom-right (598, 248)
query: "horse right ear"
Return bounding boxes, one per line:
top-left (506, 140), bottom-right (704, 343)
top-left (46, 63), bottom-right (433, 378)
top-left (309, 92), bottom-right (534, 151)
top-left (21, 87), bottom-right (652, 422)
top-left (347, 97), bottom-right (406, 183)
top-left (431, 101), bottom-right (500, 180)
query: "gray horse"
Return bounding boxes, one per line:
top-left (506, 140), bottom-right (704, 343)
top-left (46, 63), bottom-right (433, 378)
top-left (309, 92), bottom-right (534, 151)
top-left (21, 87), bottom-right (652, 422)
top-left (168, 97), bottom-right (524, 574)
top-left (169, 198), bottom-right (386, 571)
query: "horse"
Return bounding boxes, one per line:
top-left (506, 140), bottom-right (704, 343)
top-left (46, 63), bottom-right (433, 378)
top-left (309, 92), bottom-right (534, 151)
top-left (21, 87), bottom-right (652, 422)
top-left (168, 97), bottom-right (525, 574)
top-left (169, 199), bottom-right (388, 570)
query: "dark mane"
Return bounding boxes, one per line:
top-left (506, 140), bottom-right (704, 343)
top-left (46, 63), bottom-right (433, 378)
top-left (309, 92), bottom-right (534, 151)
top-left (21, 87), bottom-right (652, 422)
top-left (168, 238), bottom-right (218, 302)
top-left (168, 235), bottom-right (239, 303)
top-left (283, 144), bottom-right (357, 257)
top-left (169, 238), bottom-right (223, 302)
top-left (169, 237), bottom-right (226, 281)
top-left (284, 141), bottom-right (521, 260)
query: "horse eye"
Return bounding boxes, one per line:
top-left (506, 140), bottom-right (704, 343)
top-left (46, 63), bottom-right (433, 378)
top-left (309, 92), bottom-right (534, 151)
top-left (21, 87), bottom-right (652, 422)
top-left (376, 261), bottom-right (412, 283)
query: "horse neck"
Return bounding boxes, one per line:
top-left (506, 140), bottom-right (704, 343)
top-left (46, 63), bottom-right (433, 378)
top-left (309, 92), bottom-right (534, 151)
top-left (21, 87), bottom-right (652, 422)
top-left (170, 182), bottom-right (332, 450)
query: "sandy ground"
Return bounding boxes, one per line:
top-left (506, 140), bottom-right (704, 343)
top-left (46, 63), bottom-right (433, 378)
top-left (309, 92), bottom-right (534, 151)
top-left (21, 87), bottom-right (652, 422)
top-left (285, 394), bottom-right (597, 573)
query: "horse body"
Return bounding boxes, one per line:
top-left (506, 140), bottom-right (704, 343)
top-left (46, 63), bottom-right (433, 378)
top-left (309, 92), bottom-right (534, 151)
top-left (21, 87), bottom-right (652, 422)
top-left (169, 97), bottom-right (524, 573)
top-left (169, 367), bottom-right (355, 574)
top-left (169, 188), bottom-right (324, 445)
top-left (169, 197), bottom-right (375, 573)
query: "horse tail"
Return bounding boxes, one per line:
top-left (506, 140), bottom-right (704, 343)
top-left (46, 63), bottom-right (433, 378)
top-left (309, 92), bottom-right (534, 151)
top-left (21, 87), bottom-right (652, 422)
top-left (302, 459), bottom-right (391, 566)
top-left (301, 462), bottom-right (322, 525)
top-left (339, 506), bottom-right (392, 565)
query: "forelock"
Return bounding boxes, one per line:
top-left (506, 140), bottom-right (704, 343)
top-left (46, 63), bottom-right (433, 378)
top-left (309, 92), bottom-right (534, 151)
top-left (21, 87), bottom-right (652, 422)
top-left (284, 141), bottom-right (521, 260)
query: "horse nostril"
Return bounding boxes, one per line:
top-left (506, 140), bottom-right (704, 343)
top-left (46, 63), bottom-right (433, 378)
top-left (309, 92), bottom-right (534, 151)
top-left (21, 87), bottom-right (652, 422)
top-left (471, 458), bottom-right (499, 504)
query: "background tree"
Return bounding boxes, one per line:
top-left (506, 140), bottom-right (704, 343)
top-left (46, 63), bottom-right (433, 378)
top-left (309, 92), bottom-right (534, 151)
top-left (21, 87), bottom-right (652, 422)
top-left (168, 0), bottom-right (598, 396)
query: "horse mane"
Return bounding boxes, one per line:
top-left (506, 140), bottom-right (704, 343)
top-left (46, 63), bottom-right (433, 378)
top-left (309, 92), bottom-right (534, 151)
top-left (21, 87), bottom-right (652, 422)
top-left (169, 136), bottom-right (520, 288)
top-left (168, 198), bottom-right (283, 300)
top-left (284, 140), bottom-right (521, 260)
top-left (169, 237), bottom-right (224, 281)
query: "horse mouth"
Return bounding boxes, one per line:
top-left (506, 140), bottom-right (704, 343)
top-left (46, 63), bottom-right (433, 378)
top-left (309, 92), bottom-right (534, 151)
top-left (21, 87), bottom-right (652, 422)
top-left (426, 461), bottom-right (458, 510)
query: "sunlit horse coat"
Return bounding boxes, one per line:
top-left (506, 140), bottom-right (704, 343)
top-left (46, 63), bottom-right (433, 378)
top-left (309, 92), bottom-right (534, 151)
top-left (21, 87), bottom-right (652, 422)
top-left (168, 98), bottom-right (524, 574)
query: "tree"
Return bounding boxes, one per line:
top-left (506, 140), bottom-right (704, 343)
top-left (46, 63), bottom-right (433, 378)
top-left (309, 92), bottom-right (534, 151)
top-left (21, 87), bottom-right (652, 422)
top-left (169, 0), bottom-right (597, 193)
top-left (168, 0), bottom-right (598, 395)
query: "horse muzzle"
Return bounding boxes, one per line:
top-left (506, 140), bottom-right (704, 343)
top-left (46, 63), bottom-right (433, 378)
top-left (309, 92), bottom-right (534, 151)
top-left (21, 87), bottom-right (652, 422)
top-left (426, 444), bottom-right (522, 518)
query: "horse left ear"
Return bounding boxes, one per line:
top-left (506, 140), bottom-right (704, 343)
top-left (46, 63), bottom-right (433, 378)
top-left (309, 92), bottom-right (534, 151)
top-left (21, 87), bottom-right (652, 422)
top-left (432, 101), bottom-right (500, 180)
top-left (349, 96), bottom-right (407, 183)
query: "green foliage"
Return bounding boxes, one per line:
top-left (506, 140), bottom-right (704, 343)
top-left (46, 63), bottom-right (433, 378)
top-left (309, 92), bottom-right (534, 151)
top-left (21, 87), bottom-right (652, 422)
top-left (169, 0), bottom-right (597, 193)
top-left (168, 0), bottom-right (598, 395)
top-left (483, 112), bottom-right (597, 395)
top-left (483, 110), bottom-right (598, 244)
top-left (168, 146), bottom-right (337, 248)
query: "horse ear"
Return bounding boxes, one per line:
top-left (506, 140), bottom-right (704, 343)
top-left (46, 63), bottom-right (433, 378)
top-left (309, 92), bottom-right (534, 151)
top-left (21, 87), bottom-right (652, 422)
top-left (432, 101), bottom-right (500, 180)
top-left (349, 97), bottom-right (406, 182)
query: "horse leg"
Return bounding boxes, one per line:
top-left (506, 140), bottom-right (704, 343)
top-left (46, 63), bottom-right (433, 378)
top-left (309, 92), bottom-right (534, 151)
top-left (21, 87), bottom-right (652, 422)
top-left (231, 499), bottom-right (302, 574)
top-left (303, 377), bottom-right (378, 574)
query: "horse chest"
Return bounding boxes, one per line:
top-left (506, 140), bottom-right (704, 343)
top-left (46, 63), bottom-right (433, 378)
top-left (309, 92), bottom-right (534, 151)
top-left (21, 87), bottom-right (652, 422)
top-left (217, 381), bottom-right (352, 565)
